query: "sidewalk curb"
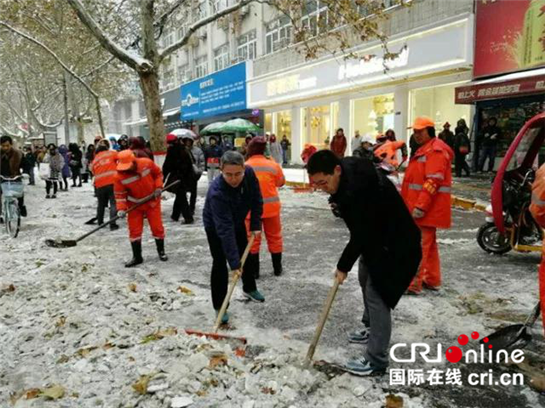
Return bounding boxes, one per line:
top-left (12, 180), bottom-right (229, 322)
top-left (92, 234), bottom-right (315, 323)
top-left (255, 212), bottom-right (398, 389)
top-left (286, 181), bottom-right (487, 212)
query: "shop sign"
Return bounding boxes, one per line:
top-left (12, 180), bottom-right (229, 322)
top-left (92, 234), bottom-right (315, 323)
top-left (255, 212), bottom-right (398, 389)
top-left (180, 62), bottom-right (247, 120)
top-left (455, 74), bottom-right (545, 103)
top-left (267, 75), bottom-right (317, 97)
top-left (338, 47), bottom-right (410, 80)
top-left (474, 0), bottom-right (545, 78)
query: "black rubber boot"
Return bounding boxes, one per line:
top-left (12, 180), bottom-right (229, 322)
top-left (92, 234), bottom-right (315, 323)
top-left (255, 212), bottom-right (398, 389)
top-left (155, 239), bottom-right (168, 261)
top-left (125, 241), bottom-right (143, 268)
top-left (247, 253), bottom-right (260, 279)
top-left (272, 252), bottom-right (283, 276)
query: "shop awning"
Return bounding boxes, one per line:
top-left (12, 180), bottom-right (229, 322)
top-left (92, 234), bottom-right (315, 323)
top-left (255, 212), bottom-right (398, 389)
top-left (455, 68), bottom-right (545, 104)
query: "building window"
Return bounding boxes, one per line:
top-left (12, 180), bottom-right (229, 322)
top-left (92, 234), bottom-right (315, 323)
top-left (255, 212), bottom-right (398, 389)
top-left (214, 44), bottom-right (230, 72)
top-left (237, 30), bottom-right (257, 62)
top-left (212, 0), bottom-right (234, 13)
top-left (162, 29), bottom-right (174, 48)
top-left (176, 26), bottom-right (186, 41)
top-left (177, 64), bottom-right (191, 85)
top-left (162, 69), bottom-right (175, 91)
top-left (301, 0), bottom-right (329, 37)
top-left (195, 56), bottom-right (208, 78)
top-left (265, 16), bottom-right (292, 55)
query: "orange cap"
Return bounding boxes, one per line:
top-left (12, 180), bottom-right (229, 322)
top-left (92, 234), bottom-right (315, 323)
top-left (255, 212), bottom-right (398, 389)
top-left (409, 116), bottom-right (435, 130)
top-left (117, 150), bottom-right (136, 171)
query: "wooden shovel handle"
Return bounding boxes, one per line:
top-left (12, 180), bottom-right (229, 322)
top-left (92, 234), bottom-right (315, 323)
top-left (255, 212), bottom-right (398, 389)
top-left (305, 277), bottom-right (340, 366)
top-left (213, 234), bottom-right (256, 332)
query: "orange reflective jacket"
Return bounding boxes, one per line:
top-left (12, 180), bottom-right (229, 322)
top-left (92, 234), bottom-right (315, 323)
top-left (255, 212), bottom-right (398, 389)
top-left (374, 140), bottom-right (407, 167)
top-left (530, 164), bottom-right (545, 230)
top-left (92, 150), bottom-right (118, 188)
top-left (114, 158), bottom-right (163, 212)
top-left (401, 138), bottom-right (453, 229)
top-left (245, 155), bottom-right (285, 218)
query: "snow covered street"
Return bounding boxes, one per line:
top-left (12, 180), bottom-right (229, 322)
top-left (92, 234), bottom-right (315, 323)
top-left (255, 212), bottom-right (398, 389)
top-left (1, 178), bottom-right (544, 407)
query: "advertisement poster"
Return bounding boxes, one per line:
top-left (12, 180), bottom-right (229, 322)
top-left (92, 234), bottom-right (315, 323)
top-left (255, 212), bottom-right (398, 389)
top-left (474, 0), bottom-right (545, 78)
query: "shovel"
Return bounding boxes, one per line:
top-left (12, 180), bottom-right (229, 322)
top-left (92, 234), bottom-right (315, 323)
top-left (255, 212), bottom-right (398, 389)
top-left (45, 180), bottom-right (181, 248)
top-left (482, 301), bottom-right (541, 351)
top-left (185, 234), bottom-right (255, 354)
top-left (304, 277), bottom-right (340, 367)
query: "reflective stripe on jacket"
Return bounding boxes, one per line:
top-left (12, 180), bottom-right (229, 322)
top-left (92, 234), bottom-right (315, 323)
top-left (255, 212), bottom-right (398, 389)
top-left (245, 155), bottom-right (285, 218)
top-left (114, 158), bottom-right (163, 211)
top-left (91, 150), bottom-right (118, 188)
top-left (401, 138), bottom-right (453, 229)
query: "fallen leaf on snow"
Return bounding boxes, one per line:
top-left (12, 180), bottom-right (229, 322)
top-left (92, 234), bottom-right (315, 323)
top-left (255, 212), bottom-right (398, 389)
top-left (208, 354), bottom-right (228, 369)
top-left (141, 327), bottom-right (178, 344)
top-left (25, 388), bottom-right (41, 399)
top-left (177, 286), bottom-right (194, 296)
top-left (385, 394), bottom-right (403, 408)
top-left (41, 384), bottom-right (65, 400)
top-left (128, 283), bottom-right (137, 292)
top-left (132, 375), bottom-right (151, 395)
top-left (55, 316), bottom-right (67, 327)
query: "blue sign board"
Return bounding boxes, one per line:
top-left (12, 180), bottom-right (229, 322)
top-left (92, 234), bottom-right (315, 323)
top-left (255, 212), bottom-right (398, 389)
top-left (180, 62), bottom-right (247, 120)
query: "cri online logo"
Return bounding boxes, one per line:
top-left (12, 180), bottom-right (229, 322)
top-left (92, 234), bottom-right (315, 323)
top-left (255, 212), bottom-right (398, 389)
top-left (390, 331), bottom-right (525, 364)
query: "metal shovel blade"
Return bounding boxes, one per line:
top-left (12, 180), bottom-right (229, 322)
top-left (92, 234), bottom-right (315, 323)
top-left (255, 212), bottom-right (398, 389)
top-left (481, 324), bottom-right (532, 351)
top-left (45, 239), bottom-right (77, 248)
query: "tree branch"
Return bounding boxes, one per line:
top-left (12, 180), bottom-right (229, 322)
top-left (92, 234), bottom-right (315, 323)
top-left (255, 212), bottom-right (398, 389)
top-left (159, 0), bottom-right (255, 60)
top-left (66, 0), bottom-right (153, 73)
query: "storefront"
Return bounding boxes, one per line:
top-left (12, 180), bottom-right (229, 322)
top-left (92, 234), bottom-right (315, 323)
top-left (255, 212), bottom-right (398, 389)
top-left (180, 62), bottom-right (263, 144)
top-left (454, 0), bottom-right (545, 170)
top-left (248, 15), bottom-right (474, 163)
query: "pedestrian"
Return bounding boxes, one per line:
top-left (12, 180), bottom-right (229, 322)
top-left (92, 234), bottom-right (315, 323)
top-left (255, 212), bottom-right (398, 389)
top-left (83, 144), bottom-right (95, 183)
top-left (351, 130), bottom-right (361, 153)
top-left (269, 134), bottom-right (283, 165)
top-left (130, 136), bottom-right (154, 161)
top-left (307, 150), bottom-right (421, 376)
top-left (438, 122), bottom-right (455, 151)
top-left (109, 136), bottom-right (120, 151)
top-left (36, 145), bottom-right (47, 169)
top-left (280, 135), bottom-right (290, 165)
top-left (114, 149), bottom-right (167, 267)
top-left (529, 164), bottom-right (545, 336)
top-left (245, 137), bottom-right (286, 278)
top-left (301, 143), bottom-right (317, 165)
top-left (401, 117), bottom-right (453, 294)
top-left (162, 134), bottom-right (195, 224)
top-left (454, 119), bottom-right (471, 177)
top-left (68, 143), bottom-right (83, 187)
top-left (182, 135), bottom-right (205, 216)
top-left (352, 134), bottom-right (375, 161)
top-left (118, 135), bottom-right (130, 151)
top-left (240, 135), bottom-right (252, 157)
top-left (373, 130), bottom-right (408, 168)
top-left (91, 139), bottom-right (119, 231)
top-left (22, 146), bottom-right (36, 185)
top-left (57, 145), bottom-right (71, 191)
top-left (42, 143), bottom-right (64, 199)
top-left (478, 117), bottom-right (501, 173)
top-left (203, 151), bottom-right (264, 324)
top-left (204, 136), bottom-right (222, 183)
top-left (0, 135), bottom-right (27, 217)
top-left (330, 128), bottom-right (347, 158)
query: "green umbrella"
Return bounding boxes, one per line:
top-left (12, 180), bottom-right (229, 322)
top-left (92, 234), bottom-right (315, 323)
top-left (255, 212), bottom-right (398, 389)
top-left (222, 118), bottom-right (261, 133)
top-left (201, 122), bottom-right (226, 135)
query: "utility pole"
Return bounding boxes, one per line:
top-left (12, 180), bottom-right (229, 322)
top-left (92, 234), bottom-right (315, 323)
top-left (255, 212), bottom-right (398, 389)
top-left (63, 72), bottom-right (70, 145)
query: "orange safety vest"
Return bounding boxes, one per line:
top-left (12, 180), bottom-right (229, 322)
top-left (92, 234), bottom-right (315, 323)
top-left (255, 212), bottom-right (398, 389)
top-left (531, 164), bottom-right (545, 230)
top-left (113, 158), bottom-right (163, 212)
top-left (91, 150), bottom-right (118, 188)
top-left (401, 138), bottom-right (453, 229)
top-left (374, 140), bottom-right (406, 167)
top-left (245, 155), bottom-right (285, 218)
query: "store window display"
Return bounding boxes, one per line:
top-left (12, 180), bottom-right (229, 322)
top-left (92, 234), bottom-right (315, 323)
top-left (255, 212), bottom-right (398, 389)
top-left (352, 94), bottom-right (394, 138)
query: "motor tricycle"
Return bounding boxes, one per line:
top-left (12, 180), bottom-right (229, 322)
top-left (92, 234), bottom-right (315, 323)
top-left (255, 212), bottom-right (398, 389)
top-left (477, 113), bottom-right (545, 255)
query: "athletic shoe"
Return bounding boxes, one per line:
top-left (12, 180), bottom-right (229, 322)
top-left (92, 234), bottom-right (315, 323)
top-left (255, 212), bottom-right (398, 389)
top-left (20, 206), bottom-right (27, 217)
top-left (344, 357), bottom-right (386, 376)
top-left (243, 290), bottom-right (265, 303)
top-left (348, 327), bottom-right (370, 344)
top-left (110, 223), bottom-right (120, 231)
top-left (215, 311), bottom-right (229, 325)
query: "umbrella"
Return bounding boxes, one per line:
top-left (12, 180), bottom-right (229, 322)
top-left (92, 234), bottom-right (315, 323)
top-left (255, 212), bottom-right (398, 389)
top-left (201, 122), bottom-right (226, 135)
top-left (169, 128), bottom-right (196, 139)
top-left (222, 118), bottom-right (261, 133)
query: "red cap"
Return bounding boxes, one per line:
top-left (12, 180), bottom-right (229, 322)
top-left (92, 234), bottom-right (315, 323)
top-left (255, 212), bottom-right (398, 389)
top-left (117, 150), bottom-right (136, 171)
top-left (166, 134), bottom-right (177, 143)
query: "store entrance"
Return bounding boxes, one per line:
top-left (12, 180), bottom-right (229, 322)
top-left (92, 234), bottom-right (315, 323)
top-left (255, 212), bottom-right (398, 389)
top-left (352, 94), bottom-right (395, 140)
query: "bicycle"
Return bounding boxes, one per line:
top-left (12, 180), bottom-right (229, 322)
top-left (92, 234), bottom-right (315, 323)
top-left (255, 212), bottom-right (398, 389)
top-left (1, 175), bottom-right (24, 238)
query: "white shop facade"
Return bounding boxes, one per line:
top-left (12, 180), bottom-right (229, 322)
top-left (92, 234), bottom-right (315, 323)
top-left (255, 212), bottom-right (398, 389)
top-left (247, 15), bottom-right (475, 163)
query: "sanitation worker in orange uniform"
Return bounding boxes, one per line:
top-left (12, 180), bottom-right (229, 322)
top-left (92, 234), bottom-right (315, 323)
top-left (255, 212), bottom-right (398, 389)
top-left (91, 139), bottom-right (119, 230)
top-left (401, 117), bottom-right (453, 294)
top-left (529, 164), bottom-right (545, 335)
top-left (244, 137), bottom-right (286, 278)
top-left (114, 150), bottom-right (167, 267)
top-left (374, 136), bottom-right (408, 168)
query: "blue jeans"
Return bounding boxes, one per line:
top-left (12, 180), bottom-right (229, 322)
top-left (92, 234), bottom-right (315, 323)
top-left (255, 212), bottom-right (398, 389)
top-left (479, 145), bottom-right (497, 172)
top-left (282, 149), bottom-right (288, 164)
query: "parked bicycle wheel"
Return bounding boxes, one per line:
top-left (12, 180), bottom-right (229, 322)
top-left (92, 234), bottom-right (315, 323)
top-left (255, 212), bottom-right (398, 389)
top-left (5, 200), bottom-right (20, 238)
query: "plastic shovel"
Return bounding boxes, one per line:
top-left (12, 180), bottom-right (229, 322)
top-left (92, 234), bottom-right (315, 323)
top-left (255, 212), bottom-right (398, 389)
top-left (45, 180), bottom-right (180, 248)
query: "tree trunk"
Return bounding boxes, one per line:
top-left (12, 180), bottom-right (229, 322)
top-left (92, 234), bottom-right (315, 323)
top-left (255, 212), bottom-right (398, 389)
top-left (76, 119), bottom-right (85, 145)
top-left (139, 70), bottom-right (166, 153)
top-left (63, 73), bottom-right (71, 145)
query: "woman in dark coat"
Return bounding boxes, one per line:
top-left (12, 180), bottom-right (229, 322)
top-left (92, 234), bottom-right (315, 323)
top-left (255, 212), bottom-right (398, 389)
top-left (454, 119), bottom-right (471, 177)
top-left (57, 145), bottom-right (72, 190)
top-left (68, 143), bottom-right (83, 187)
top-left (162, 136), bottom-right (196, 224)
top-left (129, 136), bottom-right (154, 161)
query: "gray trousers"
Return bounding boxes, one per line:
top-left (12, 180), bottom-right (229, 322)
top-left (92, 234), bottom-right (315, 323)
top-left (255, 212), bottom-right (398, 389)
top-left (358, 257), bottom-right (391, 369)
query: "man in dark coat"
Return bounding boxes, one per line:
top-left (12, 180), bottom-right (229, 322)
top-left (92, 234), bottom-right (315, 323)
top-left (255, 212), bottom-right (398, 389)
top-left (0, 135), bottom-right (26, 218)
top-left (307, 150), bottom-right (421, 376)
top-left (203, 151), bottom-right (264, 324)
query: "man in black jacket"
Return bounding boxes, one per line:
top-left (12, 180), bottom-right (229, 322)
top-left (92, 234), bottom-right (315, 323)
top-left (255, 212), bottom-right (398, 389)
top-left (307, 150), bottom-right (421, 376)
